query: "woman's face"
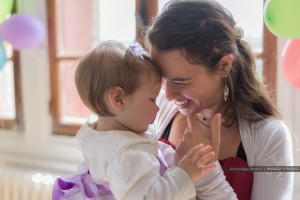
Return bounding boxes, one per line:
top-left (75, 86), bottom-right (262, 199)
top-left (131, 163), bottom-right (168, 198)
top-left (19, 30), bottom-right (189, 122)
top-left (151, 49), bottom-right (224, 115)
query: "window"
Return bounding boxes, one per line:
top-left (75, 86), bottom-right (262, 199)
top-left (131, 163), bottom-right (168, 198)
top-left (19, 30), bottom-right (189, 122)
top-left (47, 0), bottom-right (95, 135)
top-left (47, 0), bottom-right (157, 135)
top-left (48, 0), bottom-right (276, 135)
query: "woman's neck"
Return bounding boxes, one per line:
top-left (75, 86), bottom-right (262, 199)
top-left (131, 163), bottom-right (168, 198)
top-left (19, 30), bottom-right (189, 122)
top-left (195, 103), bottom-right (228, 128)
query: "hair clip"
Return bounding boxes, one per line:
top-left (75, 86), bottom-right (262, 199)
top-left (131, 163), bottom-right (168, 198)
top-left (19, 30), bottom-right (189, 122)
top-left (129, 43), bottom-right (144, 59)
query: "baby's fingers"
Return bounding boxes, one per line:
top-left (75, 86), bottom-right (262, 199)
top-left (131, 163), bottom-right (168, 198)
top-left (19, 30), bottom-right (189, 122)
top-left (196, 150), bottom-right (215, 168)
top-left (186, 143), bottom-right (205, 159)
top-left (200, 162), bottom-right (216, 173)
top-left (190, 145), bottom-right (212, 163)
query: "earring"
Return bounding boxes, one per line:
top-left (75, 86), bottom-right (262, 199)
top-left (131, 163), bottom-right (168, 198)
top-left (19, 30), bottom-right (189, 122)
top-left (224, 78), bottom-right (229, 102)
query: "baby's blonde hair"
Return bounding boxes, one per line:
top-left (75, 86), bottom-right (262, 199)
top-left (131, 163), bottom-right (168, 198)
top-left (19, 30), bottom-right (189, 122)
top-left (75, 40), bottom-right (161, 116)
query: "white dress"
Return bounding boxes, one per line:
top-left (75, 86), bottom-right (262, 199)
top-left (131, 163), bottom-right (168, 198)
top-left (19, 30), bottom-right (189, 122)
top-left (77, 122), bottom-right (197, 200)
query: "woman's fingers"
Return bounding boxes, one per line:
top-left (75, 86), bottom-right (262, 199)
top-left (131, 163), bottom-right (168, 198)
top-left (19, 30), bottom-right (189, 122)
top-left (176, 113), bottom-right (222, 162)
top-left (176, 117), bottom-right (206, 161)
top-left (186, 114), bottom-right (200, 132)
top-left (186, 143), bottom-right (205, 158)
top-left (210, 113), bottom-right (221, 159)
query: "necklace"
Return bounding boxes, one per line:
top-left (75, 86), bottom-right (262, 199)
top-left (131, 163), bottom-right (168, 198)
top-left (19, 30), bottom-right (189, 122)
top-left (196, 115), bottom-right (231, 128)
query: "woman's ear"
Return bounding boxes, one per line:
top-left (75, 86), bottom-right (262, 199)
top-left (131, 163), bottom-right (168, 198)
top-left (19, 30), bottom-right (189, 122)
top-left (218, 54), bottom-right (233, 77)
top-left (106, 86), bottom-right (125, 113)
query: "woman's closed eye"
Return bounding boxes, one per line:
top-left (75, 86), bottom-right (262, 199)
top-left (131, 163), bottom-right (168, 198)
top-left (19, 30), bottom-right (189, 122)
top-left (166, 72), bottom-right (202, 86)
top-left (172, 80), bottom-right (191, 86)
top-left (173, 81), bottom-right (187, 84)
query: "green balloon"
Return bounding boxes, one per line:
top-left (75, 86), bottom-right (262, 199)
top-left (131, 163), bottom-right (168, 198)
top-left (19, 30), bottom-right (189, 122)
top-left (0, 0), bottom-right (14, 23)
top-left (264, 0), bottom-right (300, 39)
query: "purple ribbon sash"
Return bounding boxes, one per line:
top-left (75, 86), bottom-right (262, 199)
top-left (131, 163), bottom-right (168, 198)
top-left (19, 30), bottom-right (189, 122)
top-left (52, 154), bottom-right (168, 200)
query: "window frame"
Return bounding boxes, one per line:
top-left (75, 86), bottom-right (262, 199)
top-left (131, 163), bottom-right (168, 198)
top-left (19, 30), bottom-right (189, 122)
top-left (47, 0), bottom-right (79, 135)
top-left (0, 51), bottom-right (23, 130)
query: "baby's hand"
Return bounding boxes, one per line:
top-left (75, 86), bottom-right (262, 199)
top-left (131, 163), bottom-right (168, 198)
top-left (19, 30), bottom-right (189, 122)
top-left (177, 144), bottom-right (216, 182)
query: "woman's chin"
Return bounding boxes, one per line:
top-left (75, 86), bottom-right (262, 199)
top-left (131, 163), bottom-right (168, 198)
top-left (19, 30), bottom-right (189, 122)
top-left (178, 108), bottom-right (197, 116)
top-left (180, 105), bottom-right (203, 115)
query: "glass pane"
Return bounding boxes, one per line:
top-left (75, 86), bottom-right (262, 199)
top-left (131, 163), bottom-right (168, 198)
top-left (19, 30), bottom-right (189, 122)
top-left (158, 0), bottom-right (170, 11)
top-left (0, 60), bottom-right (16, 120)
top-left (56, 0), bottom-right (95, 56)
top-left (59, 60), bottom-right (91, 124)
top-left (159, 0), bottom-right (263, 53)
top-left (56, 0), bottom-right (136, 125)
top-left (99, 0), bottom-right (136, 43)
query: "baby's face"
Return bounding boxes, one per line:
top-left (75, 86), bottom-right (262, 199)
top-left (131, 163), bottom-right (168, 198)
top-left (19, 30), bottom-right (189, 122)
top-left (119, 79), bottom-right (161, 134)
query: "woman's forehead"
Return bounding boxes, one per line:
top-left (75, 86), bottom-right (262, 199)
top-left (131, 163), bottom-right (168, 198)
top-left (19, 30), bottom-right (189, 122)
top-left (151, 49), bottom-right (204, 78)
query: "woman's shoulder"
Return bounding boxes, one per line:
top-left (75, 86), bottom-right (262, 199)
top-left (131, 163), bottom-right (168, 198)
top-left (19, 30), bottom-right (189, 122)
top-left (239, 118), bottom-right (292, 152)
top-left (240, 118), bottom-right (293, 166)
top-left (240, 117), bottom-right (290, 138)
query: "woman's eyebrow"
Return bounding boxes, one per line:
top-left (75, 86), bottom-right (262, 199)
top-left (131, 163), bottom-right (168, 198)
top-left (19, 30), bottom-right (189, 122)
top-left (165, 75), bottom-right (198, 82)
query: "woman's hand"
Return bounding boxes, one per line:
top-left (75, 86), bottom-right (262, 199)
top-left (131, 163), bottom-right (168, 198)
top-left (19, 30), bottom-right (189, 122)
top-left (175, 113), bottom-right (221, 163)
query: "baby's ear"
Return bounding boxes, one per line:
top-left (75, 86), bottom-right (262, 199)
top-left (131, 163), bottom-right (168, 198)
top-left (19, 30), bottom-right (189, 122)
top-left (106, 86), bottom-right (125, 113)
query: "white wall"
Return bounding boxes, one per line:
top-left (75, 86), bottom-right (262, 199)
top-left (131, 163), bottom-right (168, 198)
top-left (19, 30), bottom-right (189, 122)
top-left (277, 38), bottom-right (300, 199)
top-left (0, 0), bottom-right (84, 173)
top-left (0, 0), bottom-right (299, 198)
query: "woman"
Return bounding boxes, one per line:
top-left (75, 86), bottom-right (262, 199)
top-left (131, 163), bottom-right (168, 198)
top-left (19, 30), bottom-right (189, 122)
top-left (145, 0), bottom-right (294, 199)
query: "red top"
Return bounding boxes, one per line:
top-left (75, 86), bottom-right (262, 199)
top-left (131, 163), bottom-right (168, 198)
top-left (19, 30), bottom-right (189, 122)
top-left (159, 138), bottom-right (176, 149)
top-left (219, 157), bottom-right (253, 200)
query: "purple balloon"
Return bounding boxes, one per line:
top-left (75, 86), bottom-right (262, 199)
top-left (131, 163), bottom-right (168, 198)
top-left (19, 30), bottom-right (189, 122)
top-left (0, 14), bottom-right (45, 50)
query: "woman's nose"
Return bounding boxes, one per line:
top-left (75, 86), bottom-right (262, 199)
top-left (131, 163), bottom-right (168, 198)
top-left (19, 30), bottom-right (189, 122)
top-left (164, 80), bottom-right (178, 101)
top-left (161, 79), bottom-right (166, 90)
